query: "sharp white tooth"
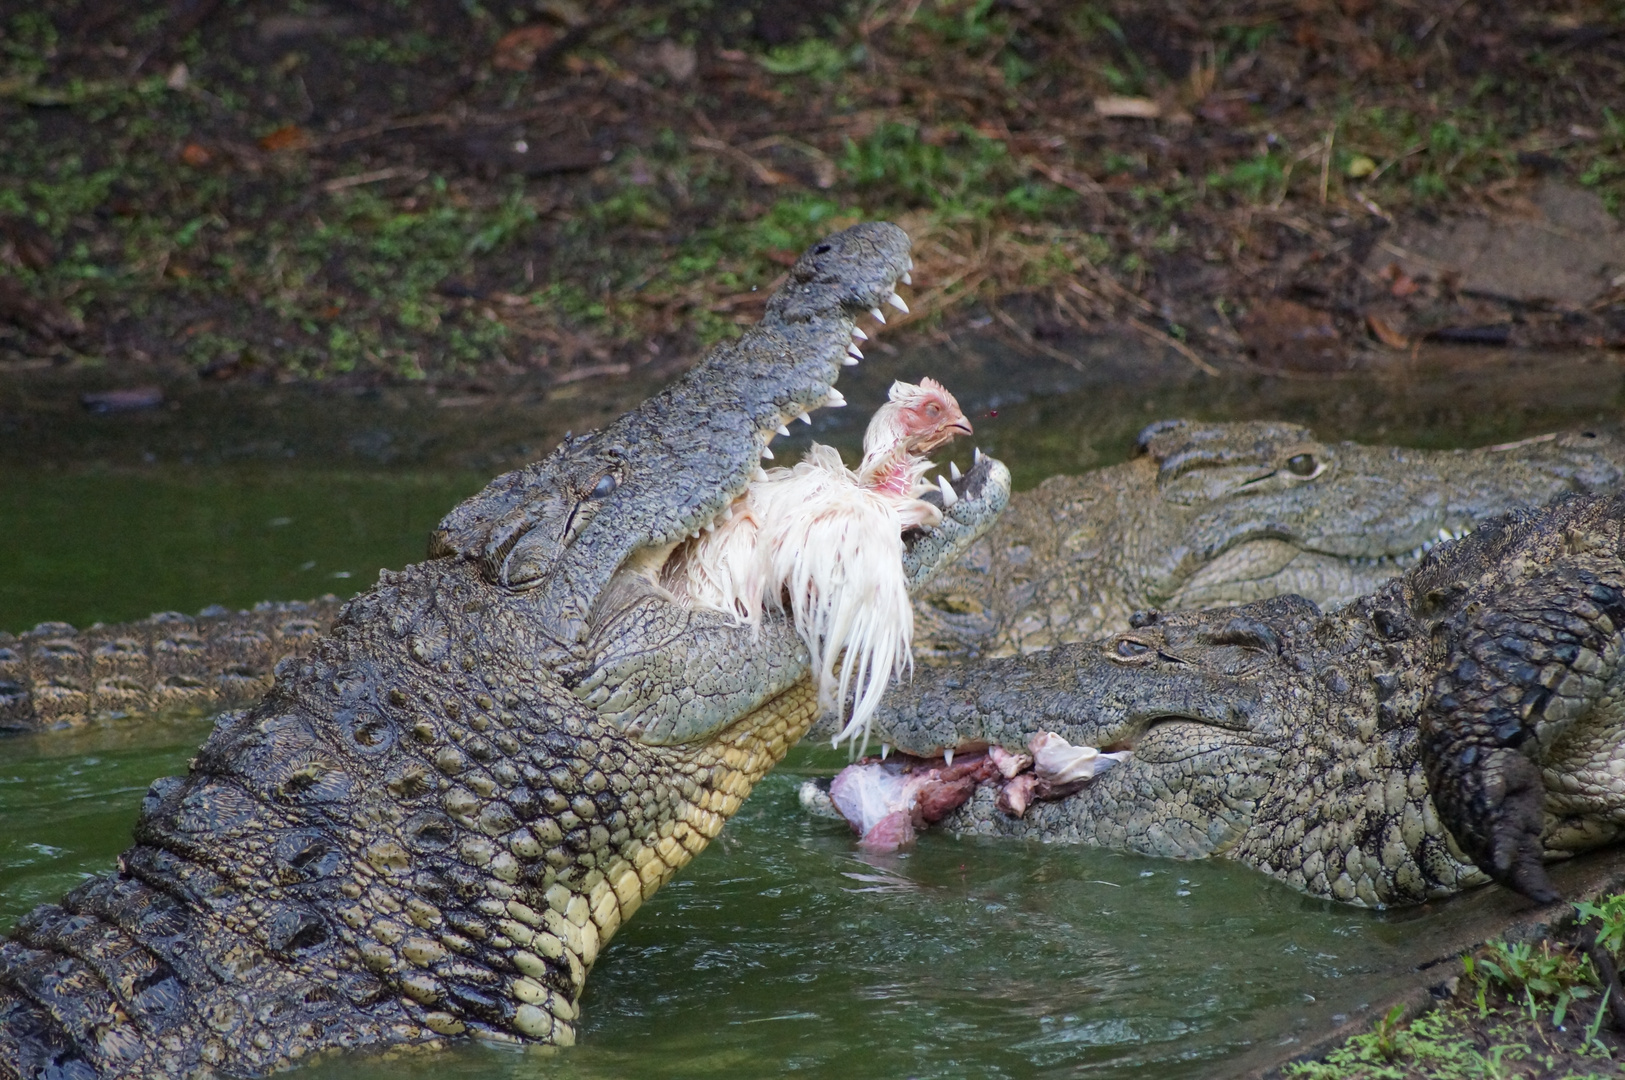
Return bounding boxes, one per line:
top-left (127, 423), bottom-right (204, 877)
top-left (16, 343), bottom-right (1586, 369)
top-left (826, 389), bottom-right (846, 407)
top-left (847, 344), bottom-right (864, 360)
top-left (1411, 546), bottom-right (1424, 560)
top-left (755, 467), bottom-right (769, 481)
top-left (703, 521), bottom-right (714, 532)
top-left (869, 306), bottom-right (886, 324)
top-left (949, 461), bottom-right (962, 481)
top-left (973, 447), bottom-right (984, 464)
top-left (797, 410), bottom-right (812, 424)
top-left (691, 530), bottom-right (701, 539)
top-left (887, 293), bottom-right (909, 313)
top-left (722, 506), bottom-right (733, 521)
top-left (881, 743), bottom-right (891, 760)
top-left (1422, 540), bottom-right (1434, 552)
top-left (777, 425), bottom-right (791, 437)
top-left (841, 355), bottom-right (859, 366)
top-left (901, 271), bottom-right (912, 285)
top-left (852, 327), bottom-right (868, 341)
top-left (943, 748), bottom-right (954, 767)
top-left (938, 475), bottom-right (958, 507)
top-left (1437, 528), bottom-right (1452, 542)
top-left (761, 445), bottom-right (774, 459)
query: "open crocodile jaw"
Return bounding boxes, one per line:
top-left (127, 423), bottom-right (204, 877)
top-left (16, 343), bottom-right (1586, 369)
top-left (0, 223), bottom-right (1017, 1079)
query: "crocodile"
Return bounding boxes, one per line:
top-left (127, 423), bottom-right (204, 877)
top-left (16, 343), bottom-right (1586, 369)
top-left (0, 599), bottom-right (345, 732)
top-left (913, 419), bottom-right (1625, 662)
top-left (865, 492), bottom-right (1625, 911)
top-left (0, 223), bottom-right (1012, 1078)
top-left (9, 422), bottom-right (1621, 732)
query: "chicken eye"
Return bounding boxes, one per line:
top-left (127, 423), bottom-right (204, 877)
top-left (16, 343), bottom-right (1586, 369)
top-left (589, 474), bottom-right (618, 499)
top-left (925, 402), bottom-right (941, 418)
top-left (1285, 453), bottom-right (1317, 476)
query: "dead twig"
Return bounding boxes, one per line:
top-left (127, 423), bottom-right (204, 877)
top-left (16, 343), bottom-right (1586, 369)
top-left (691, 136), bottom-right (793, 186)
top-left (320, 167), bottom-right (430, 193)
top-left (986, 300), bottom-right (1088, 374)
top-left (1125, 316), bottom-right (1221, 376)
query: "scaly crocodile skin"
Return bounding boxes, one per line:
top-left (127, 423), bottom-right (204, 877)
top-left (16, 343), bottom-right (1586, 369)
top-left (875, 494), bottom-right (1625, 909)
top-left (0, 223), bottom-right (1011, 1077)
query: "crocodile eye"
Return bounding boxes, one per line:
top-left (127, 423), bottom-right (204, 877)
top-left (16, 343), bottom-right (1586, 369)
top-left (1285, 453), bottom-right (1317, 476)
top-left (589, 474), bottom-right (618, 499)
top-left (1115, 638), bottom-right (1150, 657)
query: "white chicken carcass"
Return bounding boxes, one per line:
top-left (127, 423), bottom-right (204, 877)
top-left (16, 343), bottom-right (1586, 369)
top-left (663, 378), bottom-right (973, 747)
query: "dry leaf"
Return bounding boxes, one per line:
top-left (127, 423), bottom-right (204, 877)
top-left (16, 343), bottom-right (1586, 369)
top-left (1381, 262), bottom-right (1421, 298)
top-left (493, 25), bottom-right (559, 71)
top-left (1366, 312), bottom-right (1410, 348)
top-left (258, 125), bottom-right (310, 152)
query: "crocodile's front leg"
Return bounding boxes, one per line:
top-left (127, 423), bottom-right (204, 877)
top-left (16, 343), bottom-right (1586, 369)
top-left (1421, 539), bottom-right (1625, 903)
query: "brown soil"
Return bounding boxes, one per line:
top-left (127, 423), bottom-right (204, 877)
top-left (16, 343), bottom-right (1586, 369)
top-left (1, 0), bottom-right (1621, 388)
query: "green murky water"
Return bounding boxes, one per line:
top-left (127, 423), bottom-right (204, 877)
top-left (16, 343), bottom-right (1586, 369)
top-left (0, 469), bottom-right (482, 632)
top-left (2, 344), bottom-right (1623, 1077)
top-left (0, 723), bottom-right (1459, 1079)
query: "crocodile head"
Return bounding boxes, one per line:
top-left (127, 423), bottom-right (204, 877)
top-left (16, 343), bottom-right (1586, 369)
top-left (877, 496), bottom-right (1625, 909)
top-left (875, 596), bottom-right (1487, 908)
top-left (0, 223), bottom-right (1011, 1077)
top-left (1145, 419), bottom-right (1620, 611)
top-left (425, 222), bottom-right (1009, 743)
top-left (913, 418), bottom-right (1624, 660)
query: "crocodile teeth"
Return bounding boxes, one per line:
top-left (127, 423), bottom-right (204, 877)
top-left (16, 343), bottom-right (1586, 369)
top-left (851, 327), bottom-right (868, 341)
top-left (797, 410), bottom-right (812, 424)
top-left (825, 389), bottom-right (846, 408)
top-left (691, 530), bottom-right (701, 539)
top-left (881, 743), bottom-right (891, 760)
top-left (869, 306), bottom-right (886, 324)
top-left (761, 445), bottom-right (774, 460)
top-left (755, 467), bottom-right (769, 481)
top-left (943, 748), bottom-right (954, 766)
top-left (842, 355), bottom-right (860, 366)
top-left (937, 475), bottom-right (958, 507)
top-left (1437, 527), bottom-right (1452, 542)
top-left (901, 271), bottom-right (912, 285)
top-left (847, 344), bottom-right (864, 360)
top-left (949, 461), bottom-right (962, 481)
top-left (777, 425), bottom-right (791, 437)
top-left (973, 447), bottom-right (984, 464)
top-left (887, 292), bottom-right (909, 314)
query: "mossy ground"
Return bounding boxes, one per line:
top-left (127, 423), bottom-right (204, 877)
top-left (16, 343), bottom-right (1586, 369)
top-left (1286, 901), bottom-right (1625, 1080)
top-left (1, 0), bottom-right (1621, 384)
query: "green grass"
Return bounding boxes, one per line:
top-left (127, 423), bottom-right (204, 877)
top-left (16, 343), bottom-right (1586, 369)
top-left (3, 0), bottom-right (1621, 381)
top-left (1287, 898), bottom-right (1625, 1079)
